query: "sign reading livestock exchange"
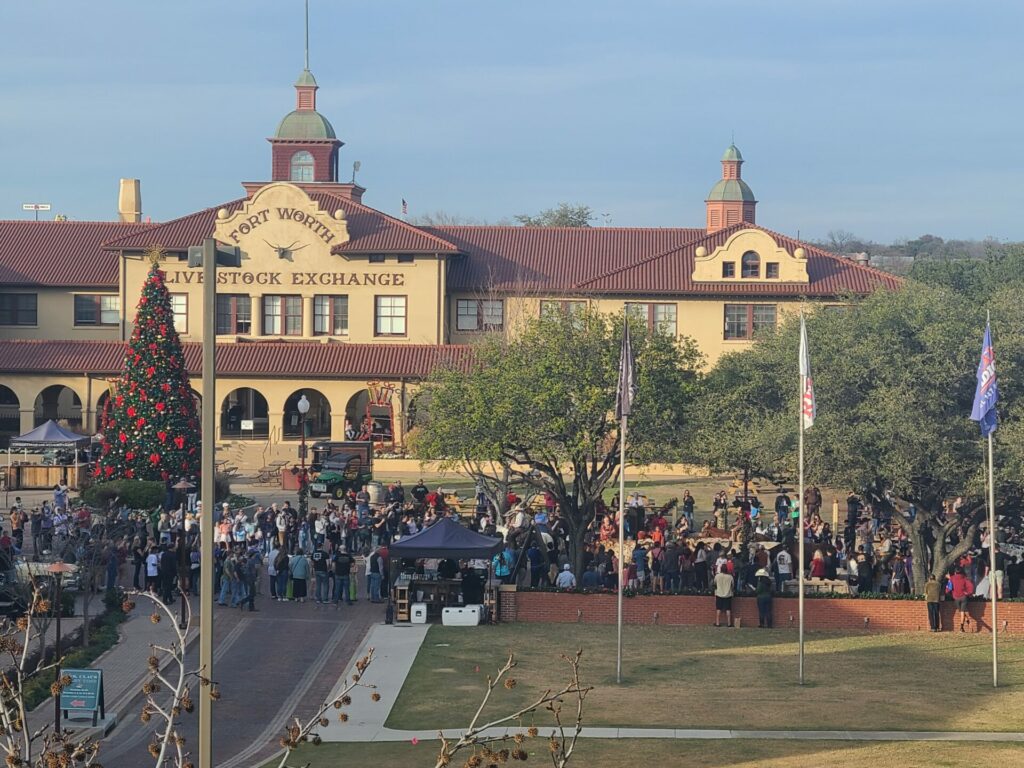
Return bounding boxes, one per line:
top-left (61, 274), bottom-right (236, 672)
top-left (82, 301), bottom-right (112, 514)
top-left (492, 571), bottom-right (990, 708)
top-left (163, 270), bottom-right (406, 286)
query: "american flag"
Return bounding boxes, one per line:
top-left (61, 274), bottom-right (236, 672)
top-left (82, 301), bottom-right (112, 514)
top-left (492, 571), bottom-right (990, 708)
top-left (799, 315), bottom-right (816, 430)
top-left (401, 199), bottom-right (408, 216)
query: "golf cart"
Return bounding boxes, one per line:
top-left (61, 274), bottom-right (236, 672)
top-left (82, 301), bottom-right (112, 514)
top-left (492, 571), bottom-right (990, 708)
top-left (308, 441), bottom-right (373, 499)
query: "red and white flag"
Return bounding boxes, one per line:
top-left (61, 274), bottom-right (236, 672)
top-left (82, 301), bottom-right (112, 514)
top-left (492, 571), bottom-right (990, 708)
top-left (799, 314), bottom-right (816, 430)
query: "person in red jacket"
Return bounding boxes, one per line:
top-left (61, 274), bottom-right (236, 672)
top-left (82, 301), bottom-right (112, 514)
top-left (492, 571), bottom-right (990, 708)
top-left (947, 566), bottom-right (974, 632)
top-left (809, 549), bottom-right (827, 579)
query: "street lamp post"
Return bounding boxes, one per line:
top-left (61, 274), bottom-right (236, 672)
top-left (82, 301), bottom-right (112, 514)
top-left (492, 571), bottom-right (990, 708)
top-left (297, 394), bottom-right (310, 521)
top-left (49, 561), bottom-right (75, 735)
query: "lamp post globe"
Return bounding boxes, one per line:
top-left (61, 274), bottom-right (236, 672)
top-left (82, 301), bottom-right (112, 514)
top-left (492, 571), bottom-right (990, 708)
top-left (297, 394), bottom-right (310, 519)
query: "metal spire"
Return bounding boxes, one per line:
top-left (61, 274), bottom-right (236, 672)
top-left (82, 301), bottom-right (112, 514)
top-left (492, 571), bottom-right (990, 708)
top-left (304, 0), bottom-right (310, 70)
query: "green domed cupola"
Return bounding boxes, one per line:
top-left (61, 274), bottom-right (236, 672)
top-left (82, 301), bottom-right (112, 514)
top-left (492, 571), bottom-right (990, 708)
top-left (721, 143), bottom-right (743, 162)
top-left (269, 68), bottom-right (343, 184)
top-left (274, 109), bottom-right (337, 140)
top-left (705, 143), bottom-right (757, 233)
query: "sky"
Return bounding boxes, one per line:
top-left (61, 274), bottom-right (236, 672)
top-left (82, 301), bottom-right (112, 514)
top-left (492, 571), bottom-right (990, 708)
top-left (2, 0), bottom-right (1022, 243)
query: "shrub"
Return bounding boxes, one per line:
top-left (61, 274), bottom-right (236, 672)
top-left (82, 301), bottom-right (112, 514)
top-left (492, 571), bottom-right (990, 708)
top-left (82, 480), bottom-right (165, 510)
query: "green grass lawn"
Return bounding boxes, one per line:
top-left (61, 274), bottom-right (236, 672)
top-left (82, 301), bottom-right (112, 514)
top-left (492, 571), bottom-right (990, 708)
top-left (270, 739), bottom-right (1024, 768)
top-left (385, 624), bottom-right (1024, 733)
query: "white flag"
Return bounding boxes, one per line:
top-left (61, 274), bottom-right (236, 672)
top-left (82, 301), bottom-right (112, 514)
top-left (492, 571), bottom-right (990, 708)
top-left (799, 315), bottom-right (816, 430)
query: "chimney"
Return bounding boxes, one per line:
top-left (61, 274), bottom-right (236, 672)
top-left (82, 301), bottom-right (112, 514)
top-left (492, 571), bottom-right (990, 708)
top-left (118, 178), bottom-right (142, 223)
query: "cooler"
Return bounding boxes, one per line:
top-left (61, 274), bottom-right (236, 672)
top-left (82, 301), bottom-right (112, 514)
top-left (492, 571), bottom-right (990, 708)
top-left (410, 602), bottom-right (428, 624)
top-left (441, 605), bottom-right (482, 626)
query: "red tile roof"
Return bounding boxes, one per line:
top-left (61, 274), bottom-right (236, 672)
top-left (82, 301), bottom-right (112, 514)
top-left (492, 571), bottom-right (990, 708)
top-left (0, 339), bottom-right (473, 379)
top-left (429, 226), bottom-right (707, 292)
top-left (0, 220), bottom-right (153, 287)
top-left (576, 222), bottom-right (904, 296)
top-left (103, 191), bottom-right (459, 255)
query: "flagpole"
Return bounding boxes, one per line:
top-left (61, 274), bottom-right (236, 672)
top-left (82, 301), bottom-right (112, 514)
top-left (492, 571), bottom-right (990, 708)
top-left (988, 429), bottom-right (997, 688)
top-left (616, 412), bottom-right (626, 685)
top-left (798, 312), bottom-right (806, 686)
top-left (987, 311), bottom-right (998, 688)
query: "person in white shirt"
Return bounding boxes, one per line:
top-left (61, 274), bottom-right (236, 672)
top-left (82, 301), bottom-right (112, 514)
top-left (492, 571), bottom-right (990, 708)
top-left (555, 564), bottom-right (577, 589)
top-left (774, 547), bottom-right (793, 593)
top-left (267, 545), bottom-right (281, 599)
top-left (145, 547), bottom-right (160, 592)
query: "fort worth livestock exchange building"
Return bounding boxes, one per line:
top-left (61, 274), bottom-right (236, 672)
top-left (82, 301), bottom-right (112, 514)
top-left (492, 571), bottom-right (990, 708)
top-left (0, 67), bottom-right (899, 468)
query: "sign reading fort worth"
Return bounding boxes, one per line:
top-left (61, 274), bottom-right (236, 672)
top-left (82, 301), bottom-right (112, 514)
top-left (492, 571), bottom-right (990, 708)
top-left (213, 181), bottom-right (351, 256)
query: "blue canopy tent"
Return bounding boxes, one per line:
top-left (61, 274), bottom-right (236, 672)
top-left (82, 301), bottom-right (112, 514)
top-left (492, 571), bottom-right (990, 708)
top-left (8, 420), bottom-right (91, 492)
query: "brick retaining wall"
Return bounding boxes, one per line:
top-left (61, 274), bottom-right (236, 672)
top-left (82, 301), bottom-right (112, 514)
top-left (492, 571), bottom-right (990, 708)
top-left (498, 588), bottom-right (1024, 633)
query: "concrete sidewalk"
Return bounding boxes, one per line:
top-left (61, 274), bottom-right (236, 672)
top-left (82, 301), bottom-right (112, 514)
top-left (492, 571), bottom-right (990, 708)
top-left (319, 623), bottom-right (1024, 745)
top-left (25, 594), bottom-right (197, 739)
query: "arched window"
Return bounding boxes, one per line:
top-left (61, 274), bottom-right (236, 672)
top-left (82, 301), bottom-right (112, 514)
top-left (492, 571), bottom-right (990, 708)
top-left (741, 251), bottom-right (760, 278)
top-left (290, 151), bottom-right (314, 182)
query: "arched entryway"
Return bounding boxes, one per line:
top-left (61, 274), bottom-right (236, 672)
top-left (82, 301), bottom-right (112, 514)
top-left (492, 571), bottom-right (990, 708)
top-left (34, 385), bottom-right (82, 429)
top-left (345, 384), bottom-right (395, 444)
top-left (283, 389), bottom-right (331, 440)
top-left (0, 385), bottom-right (19, 447)
top-left (220, 388), bottom-right (269, 439)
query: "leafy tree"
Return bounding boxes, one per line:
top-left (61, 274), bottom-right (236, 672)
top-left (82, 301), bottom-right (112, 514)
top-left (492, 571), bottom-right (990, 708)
top-left (96, 257), bottom-right (200, 482)
top-left (697, 283), bottom-right (1024, 591)
top-left (410, 309), bottom-right (702, 574)
top-left (514, 203), bottom-right (594, 228)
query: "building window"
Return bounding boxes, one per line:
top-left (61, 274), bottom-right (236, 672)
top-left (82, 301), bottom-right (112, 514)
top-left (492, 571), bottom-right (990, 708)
top-left (766, 262), bottom-right (780, 279)
top-left (368, 254), bottom-right (386, 264)
top-left (0, 293), bottom-right (37, 326)
top-left (726, 209), bottom-right (740, 225)
top-left (73, 294), bottom-right (120, 326)
top-left (541, 300), bottom-right (587, 329)
top-left (741, 251), bottom-right (760, 278)
top-left (375, 296), bottom-right (407, 336)
top-left (456, 299), bottom-right (504, 331)
top-left (724, 304), bottom-right (777, 339)
top-left (709, 210), bottom-right (720, 228)
top-left (290, 151), bottom-right (314, 182)
top-left (314, 295), bottom-right (349, 336)
top-left (397, 254), bottom-right (415, 264)
top-left (722, 262), bottom-right (735, 278)
top-left (263, 295), bottom-right (303, 336)
top-left (215, 294), bottom-right (251, 335)
top-left (169, 294), bottom-right (188, 333)
top-left (625, 302), bottom-right (677, 336)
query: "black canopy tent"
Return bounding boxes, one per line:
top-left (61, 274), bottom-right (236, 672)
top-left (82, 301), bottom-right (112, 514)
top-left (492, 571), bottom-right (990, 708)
top-left (389, 516), bottom-right (503, 560)
top-left (388, 517), bottom-right (503, 622)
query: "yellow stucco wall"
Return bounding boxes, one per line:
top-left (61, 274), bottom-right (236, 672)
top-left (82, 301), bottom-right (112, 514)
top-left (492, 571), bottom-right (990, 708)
top-left (692, 227), bottom-right (809, 283)
top-left (448, 292), bottom-right (799, 368)
top-left (122, 183), bottom-right (446, 345)
top-left (0, 288), bottom-right (120, 342)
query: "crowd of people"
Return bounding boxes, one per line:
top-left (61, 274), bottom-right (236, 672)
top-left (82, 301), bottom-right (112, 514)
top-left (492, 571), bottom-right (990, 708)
top-left (489, 483), bottom-right (1024, 632)
top-left (6, 476), bottom-right (1023, 634)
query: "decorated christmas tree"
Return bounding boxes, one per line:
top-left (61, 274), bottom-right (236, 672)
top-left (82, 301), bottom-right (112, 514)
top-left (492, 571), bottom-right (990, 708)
top-left (96, 257), bottom-right (200, 482)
